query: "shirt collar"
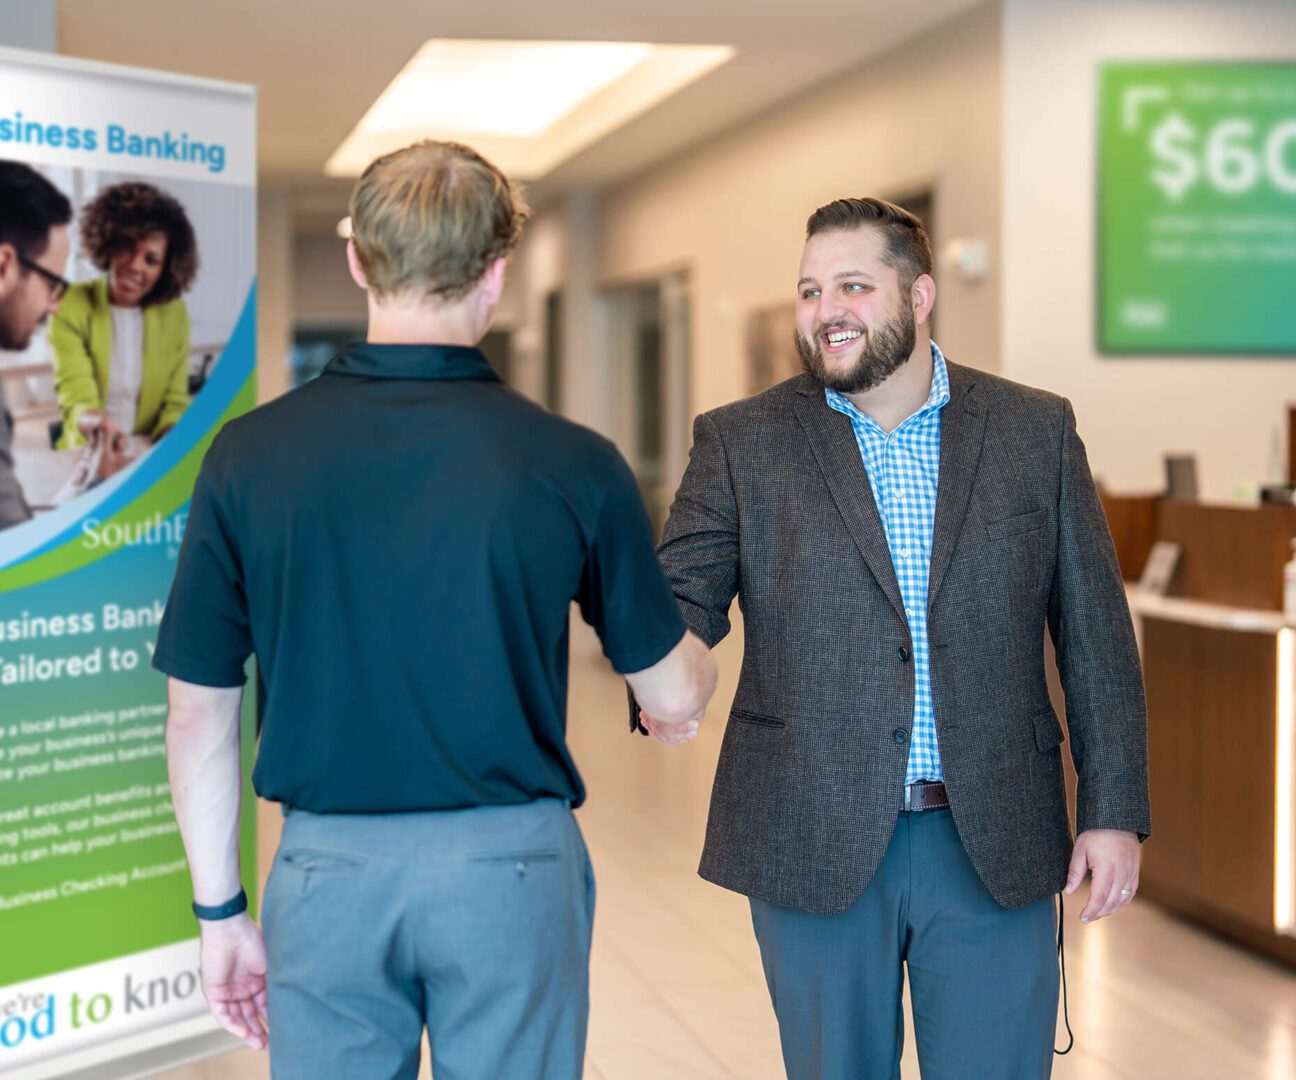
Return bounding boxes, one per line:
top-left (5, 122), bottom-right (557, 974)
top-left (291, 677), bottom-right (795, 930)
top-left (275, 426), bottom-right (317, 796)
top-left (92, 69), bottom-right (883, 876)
top-left (323, 343), bottom-right (502, 382)
top-left (825, 341), bottom-right (951, 430)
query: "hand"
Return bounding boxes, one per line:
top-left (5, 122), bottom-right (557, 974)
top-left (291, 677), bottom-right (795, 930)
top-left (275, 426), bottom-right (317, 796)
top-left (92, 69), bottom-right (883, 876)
top-left (638, 709), bottom-right (701, 747)
top-left (1065, 828), bottom-right (1140, 924)
top-left (92, 419), bottom-right (131, 479)
top-left (199, 914), bottom-right (269, 1050)
top-left (76, 410), bottom-right (103, 439)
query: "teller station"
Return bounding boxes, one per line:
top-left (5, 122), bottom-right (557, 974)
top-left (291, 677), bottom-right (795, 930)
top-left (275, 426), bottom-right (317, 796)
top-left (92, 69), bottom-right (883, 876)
top-left (1098, 492), bottom-right (1296, 967)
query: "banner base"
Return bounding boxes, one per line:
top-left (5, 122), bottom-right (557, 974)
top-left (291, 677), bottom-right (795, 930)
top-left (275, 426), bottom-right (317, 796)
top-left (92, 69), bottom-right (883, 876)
top-left (7, 1015), bottom-right (244, 1080)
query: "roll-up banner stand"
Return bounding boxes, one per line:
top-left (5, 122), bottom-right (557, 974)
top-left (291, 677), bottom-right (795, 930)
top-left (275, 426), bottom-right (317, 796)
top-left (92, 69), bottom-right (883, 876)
top-left (0, 48), bottom-right (257, 1079)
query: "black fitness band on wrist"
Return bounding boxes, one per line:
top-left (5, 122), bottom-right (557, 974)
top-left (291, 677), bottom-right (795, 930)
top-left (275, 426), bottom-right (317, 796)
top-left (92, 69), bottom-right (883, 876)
top-left (192, 887), bottom-right (248, 921)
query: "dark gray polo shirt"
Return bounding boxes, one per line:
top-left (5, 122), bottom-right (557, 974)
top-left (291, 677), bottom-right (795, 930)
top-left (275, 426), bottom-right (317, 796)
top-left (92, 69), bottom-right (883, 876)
top-left (152, 343), bottom-right (686, 813)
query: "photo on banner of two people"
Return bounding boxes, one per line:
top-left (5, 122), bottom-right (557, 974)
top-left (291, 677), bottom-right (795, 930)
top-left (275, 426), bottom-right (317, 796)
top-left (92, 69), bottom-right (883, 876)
top-left (0, 159), bottom-right (244, 531)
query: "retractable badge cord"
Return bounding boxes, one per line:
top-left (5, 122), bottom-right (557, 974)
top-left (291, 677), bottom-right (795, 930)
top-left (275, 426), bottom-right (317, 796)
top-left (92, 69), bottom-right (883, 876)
top-left (1054, 893), bottom-right (1074, 1055)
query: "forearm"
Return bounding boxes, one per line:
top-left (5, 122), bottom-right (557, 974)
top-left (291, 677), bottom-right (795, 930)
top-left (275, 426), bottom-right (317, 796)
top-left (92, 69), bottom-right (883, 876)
top-left (625, 630), bottom-right (717, 724)
top-left (165, 679), bottom-right (245, 905)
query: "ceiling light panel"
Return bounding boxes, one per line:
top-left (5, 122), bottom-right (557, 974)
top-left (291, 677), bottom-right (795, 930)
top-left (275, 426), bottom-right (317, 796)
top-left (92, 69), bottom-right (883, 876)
top-left (326, 38), bottom-right (735, 180)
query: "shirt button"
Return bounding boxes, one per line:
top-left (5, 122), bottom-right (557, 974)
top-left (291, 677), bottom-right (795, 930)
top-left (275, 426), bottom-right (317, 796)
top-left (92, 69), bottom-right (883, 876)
top-left (898, 646), bottom-right (911, 662)
top-left (893, 728), bottom-right (909, 745)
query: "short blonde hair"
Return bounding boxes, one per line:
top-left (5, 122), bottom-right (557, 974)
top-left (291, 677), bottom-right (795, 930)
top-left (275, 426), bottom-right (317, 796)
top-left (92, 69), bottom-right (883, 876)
top-left (349, 140), bottom-right (529, 301)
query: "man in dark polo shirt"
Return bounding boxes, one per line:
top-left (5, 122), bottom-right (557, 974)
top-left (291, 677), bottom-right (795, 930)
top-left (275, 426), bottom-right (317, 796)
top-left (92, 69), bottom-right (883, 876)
top-left (155, 140), bottom-right (716, 1080)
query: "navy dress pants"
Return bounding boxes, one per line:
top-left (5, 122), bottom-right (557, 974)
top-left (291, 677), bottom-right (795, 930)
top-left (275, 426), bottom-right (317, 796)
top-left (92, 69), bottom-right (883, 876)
top-left (750, 809), bottom-right (1059, 1080)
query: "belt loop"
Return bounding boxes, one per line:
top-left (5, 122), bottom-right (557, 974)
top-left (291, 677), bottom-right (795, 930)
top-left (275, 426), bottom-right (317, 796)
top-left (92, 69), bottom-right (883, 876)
top-left (903, 784), bottom-right (912, 812)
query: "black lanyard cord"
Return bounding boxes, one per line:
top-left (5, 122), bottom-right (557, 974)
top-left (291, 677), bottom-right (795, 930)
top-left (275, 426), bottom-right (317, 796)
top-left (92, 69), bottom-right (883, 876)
top-left (1054, 892), bottom-right (1074, 1055)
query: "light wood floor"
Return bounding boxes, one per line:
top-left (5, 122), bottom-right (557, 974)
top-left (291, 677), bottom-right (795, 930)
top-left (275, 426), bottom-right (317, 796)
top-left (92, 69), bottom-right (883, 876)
top-left (157, 620), bottom-right (1296, 1079)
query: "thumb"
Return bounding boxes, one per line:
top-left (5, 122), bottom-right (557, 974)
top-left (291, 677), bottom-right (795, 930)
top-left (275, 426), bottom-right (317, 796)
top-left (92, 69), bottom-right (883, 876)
top-left (1065, 841), bottom-right (1089, 894)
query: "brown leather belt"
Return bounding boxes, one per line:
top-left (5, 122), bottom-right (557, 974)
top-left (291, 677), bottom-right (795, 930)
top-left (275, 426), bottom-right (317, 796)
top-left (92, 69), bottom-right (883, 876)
top-left (903, 781), bottom-right (949, 812)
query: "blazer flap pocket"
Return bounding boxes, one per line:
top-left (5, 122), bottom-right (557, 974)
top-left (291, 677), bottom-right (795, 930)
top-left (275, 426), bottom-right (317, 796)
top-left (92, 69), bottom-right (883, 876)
top-left (985, 507), bottom-right (1046, 540)
top-left (730, 708), bottom-right (786, 729)
top-left (1032, 708), bottom-right (1065, 752)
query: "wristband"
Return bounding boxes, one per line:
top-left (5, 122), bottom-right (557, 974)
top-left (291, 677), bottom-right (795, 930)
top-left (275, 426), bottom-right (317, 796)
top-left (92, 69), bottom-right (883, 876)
top-left (192, 887), bottom-right (248, 922)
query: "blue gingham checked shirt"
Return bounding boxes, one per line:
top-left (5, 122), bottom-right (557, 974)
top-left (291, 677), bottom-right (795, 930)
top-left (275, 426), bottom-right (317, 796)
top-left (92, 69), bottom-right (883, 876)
top-left (825, 343), bottom-right (950, 784)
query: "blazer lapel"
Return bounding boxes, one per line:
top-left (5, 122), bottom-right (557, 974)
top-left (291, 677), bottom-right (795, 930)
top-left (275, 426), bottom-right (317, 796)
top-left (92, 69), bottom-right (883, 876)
top-left (927, 362), bottom-right (987, 608)
top-left (792, 380), bottom-right (906, 621)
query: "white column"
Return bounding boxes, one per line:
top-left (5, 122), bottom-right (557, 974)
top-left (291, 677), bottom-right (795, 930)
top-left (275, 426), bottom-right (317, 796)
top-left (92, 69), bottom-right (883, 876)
top-left (256, 188), bottom-right (293, 404)
top-left (561, 190), bottom-right (612, 438)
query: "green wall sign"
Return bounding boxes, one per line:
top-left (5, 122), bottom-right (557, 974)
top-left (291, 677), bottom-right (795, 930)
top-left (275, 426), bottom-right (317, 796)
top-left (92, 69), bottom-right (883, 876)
top-left (1099, 62), bottom-right (1296, 354)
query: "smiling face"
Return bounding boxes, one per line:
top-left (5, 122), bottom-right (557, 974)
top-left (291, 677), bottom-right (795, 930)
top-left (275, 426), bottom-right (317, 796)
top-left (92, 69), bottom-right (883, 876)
top-left (107, 231), bottom-right (168, 308)
top-left (794, 225), bottom-right (919, 395)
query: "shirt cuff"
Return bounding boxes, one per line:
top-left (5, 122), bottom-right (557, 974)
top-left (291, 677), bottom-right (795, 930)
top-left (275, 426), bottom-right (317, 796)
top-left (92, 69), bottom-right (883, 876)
top-left (151, 647), bottom-right (248, 688)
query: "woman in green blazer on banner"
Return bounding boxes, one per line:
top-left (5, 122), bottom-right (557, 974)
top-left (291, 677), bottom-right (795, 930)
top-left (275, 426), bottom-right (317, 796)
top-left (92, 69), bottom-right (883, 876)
top-left (50, 182), bottom-right (198, 461)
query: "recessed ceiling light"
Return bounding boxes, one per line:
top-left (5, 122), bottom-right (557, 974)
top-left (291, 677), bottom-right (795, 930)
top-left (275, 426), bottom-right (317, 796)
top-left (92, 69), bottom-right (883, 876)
top-left (326, 38), bottom-right (735, 180)
top-left (363, 40), bottom-right (654, 139)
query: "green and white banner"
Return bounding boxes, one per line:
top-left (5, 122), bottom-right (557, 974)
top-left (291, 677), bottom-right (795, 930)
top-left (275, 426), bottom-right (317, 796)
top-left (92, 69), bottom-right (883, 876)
top-left (1098, 61), bottom-right (1296, 353)
top-left (0, 48), bottom-right (256, 1078)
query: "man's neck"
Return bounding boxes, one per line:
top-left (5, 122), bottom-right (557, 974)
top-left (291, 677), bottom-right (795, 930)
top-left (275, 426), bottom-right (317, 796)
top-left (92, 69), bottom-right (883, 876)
top-left (843, 339), bottom-right (934, 433)
top-left (365, 292), bottom-right (483, 347)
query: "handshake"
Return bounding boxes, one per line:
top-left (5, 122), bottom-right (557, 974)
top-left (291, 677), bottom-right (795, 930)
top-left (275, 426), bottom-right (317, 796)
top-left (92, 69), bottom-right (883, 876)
top-left (624, 628), bottom-right (717, 747)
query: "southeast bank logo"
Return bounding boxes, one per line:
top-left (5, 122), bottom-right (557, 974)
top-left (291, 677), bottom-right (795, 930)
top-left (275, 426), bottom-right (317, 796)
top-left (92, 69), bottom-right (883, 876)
top-left (0, 967), bottom-right (201, 1054)
top-left (80, 511), bottom-right (188, 556)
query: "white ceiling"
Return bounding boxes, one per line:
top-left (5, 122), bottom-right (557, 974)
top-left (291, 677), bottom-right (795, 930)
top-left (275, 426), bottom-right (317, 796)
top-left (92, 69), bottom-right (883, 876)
top-left (58, 0), bottom-right (985, 229)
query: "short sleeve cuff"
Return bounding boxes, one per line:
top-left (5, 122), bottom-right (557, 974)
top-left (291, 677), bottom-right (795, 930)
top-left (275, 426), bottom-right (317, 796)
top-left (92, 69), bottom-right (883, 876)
top-left (604, 616), bottom-right (687, 675)
top-left (151, 647), bottom-right (248, 689)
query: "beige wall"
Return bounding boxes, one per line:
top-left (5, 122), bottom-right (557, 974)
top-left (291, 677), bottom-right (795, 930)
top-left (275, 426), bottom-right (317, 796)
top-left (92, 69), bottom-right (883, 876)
top-left (596, 0), bottom-right (1003, 416)
top-left (1003, 0), bottom-right (1296, 500)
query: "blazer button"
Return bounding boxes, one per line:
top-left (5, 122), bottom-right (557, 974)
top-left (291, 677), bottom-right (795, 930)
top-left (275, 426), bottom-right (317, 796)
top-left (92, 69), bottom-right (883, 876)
top-left (893, 728), bottom-right (909, 745)
top-left (898, 646), bottom-right (911, 662)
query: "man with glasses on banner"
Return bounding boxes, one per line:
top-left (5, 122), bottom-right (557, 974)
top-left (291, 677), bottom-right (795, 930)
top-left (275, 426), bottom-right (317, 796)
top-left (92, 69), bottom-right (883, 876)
top-left (0, 160), bottom-right (72, 530)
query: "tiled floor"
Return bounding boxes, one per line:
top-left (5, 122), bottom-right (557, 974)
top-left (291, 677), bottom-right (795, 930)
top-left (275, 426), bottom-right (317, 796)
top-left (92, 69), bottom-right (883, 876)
top-left (157, 619), bottom-right (1296, 1079)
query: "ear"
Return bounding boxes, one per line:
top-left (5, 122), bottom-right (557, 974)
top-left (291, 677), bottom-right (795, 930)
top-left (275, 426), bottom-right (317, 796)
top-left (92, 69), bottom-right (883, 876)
top-left (911, 272), bottom-right (936, 328)
top-left (345, 239), bottom-right (369, 291)
top-left (479, 257), bottom-right (507, 307)
top-left (0, 243), bottom-right (18, 297)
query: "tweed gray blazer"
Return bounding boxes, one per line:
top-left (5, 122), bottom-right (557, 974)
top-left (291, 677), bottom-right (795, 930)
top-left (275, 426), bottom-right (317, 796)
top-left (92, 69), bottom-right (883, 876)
top-left (653, 360), bottom-right (1150, 915)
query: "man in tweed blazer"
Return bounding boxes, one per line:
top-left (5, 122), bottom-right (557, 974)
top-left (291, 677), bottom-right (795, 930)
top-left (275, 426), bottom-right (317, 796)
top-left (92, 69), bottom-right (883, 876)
top-left (636, 198), bottom-right (1150, 1079)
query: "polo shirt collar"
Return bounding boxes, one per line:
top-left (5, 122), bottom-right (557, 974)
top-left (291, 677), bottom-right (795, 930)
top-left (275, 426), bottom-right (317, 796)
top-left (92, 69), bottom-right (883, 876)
top-left (324, 343), bottom-right (502, 382)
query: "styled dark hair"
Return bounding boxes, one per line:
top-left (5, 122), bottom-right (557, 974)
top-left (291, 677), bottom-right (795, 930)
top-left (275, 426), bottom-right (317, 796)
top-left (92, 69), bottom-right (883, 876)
top-left (0, 160), bottom-right (72, 261)
top-left (80, 182), bottom-right (198, 305)
top-left (806, 197), bottom-right (934, 286)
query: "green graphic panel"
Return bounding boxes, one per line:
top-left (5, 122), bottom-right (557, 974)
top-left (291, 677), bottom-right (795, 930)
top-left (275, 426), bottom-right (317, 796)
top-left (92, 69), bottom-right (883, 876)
top-left (0, 375), bottom-right (259, 987)
top-left (1098, 62), bottom-right (1296, 353)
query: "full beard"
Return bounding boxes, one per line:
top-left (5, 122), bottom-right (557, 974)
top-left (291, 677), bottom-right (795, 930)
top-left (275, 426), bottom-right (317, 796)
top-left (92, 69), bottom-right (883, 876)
top-left (0, 305), bottom-right (36, 351)
top-left (795, 306), bottom-right (916, 395)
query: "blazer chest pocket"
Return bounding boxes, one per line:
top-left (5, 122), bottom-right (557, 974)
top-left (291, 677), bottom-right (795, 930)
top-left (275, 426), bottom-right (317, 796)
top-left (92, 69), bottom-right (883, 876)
top-left (985, 507), bottom-right (1046, 541)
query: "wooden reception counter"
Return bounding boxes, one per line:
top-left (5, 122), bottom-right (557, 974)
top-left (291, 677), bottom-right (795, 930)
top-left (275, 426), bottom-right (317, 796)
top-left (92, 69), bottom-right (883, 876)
top-left (1100, 496), bottom-right (1296, 966)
